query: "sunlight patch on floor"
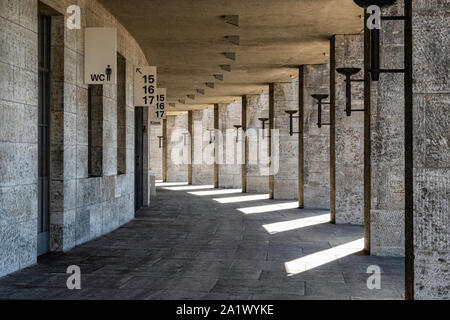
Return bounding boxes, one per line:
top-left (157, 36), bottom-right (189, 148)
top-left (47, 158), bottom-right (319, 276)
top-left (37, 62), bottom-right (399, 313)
top-left (284, 238), bottom-right (364, 275)
top-left (262, 214), bottom-right (330, 234)
top-left (237, 201), bottom-right (299, 214)
top-left (163, 185), bottom-right (215, 191)
top-left (156, 181), bottom-right (188, 187)
top-left (188, 189), bottom-right (242, 196)
top-left (213, 194), bottom-right (270, 204)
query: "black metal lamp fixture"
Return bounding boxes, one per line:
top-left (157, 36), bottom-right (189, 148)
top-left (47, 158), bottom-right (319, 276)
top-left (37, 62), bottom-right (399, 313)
top-left (233, 125), bottom-right (242, 143)
top-left (353, 0), bottom-right (404, 81)
top-left (311, 94), bottom-right (332, 128)
top-left (336, 67), bottom-right (365, 117)
top-left (258, 118), bottom-right (272, 139)
top-left (157, 136), bottom-right (164, 149)
top-left (207, 129), bottom-right (215, 144)
top-left (284, 110), bottom-right (301, 136)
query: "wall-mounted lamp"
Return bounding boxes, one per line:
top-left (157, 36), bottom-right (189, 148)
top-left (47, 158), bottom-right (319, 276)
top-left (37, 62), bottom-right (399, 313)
top-left (258, 118), bottom-right (272, 139)
top-left (284, 110), bottom-right (301, 136)
top-left (157, 136), bottom-right (164, 149)
top-left (336, 67), bottom-right (365, 117)
top-left (353, 0), bottom-right (405, 81)
top-left (233, 125), bottom-right (242, 143)
top-left (207, 129), bottom-right (215, 144)
top-left (311, 94), bottom-right (331, 128)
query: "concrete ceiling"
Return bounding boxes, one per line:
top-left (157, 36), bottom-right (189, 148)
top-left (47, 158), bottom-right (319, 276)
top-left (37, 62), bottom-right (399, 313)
top-left (98, 0), bottom-right (364, 111)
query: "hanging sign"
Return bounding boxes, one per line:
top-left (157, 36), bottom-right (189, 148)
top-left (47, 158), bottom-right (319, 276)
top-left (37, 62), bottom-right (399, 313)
top-left (149, 88), bottom-right (167, 120)
top-left (134, 66), bottom-right (157, 106)
top-left (84, 28), bottom-right (117, 84)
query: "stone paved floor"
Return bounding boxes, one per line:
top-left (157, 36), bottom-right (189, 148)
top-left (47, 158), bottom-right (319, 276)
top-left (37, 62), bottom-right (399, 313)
top-left (0, 182), bottom-right (405, 300)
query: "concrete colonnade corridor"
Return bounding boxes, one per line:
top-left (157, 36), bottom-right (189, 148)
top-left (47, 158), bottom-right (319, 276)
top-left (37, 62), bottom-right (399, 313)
top-left (0, 183), bottom-right (404, 300)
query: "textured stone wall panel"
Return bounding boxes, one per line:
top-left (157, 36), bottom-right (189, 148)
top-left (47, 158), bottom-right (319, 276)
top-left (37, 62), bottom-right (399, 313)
top-left (273, 81), bottom-right (299, 199)
top-left (412, 0), bottom-right (449, 297)
top-left (192, 108), bottom-right (214, 185)
top-left (334, 34), bottom-right (365, 225)
top-left (219, 101), bottom-right (242, 189)
top-left (149, 122), bottom-right (162, 180)
top-left (370, 2), bottom-right (405, 257)
top-left (303, 64), bottom-right (330, 208)
top-left (245, 93), bottom-right (270, 193)
top-left (167, 114), bottom-right (188, 182)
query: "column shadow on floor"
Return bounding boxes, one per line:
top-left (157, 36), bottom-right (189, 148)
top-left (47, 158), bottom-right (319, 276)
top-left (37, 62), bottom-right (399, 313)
top-left (0, 183), bottom-right (404, 300)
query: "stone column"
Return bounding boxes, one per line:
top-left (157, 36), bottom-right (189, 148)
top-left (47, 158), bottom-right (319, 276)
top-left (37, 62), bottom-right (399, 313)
top-left (218, 101), bottom-right (242, 189)
top-left (370, 1), bottom-right (405, 257)
top-left (271, 81), bottom-right (299, 200)
top-left (192, 108), bottom-right (214, 185)
top-left (245, 93), bottom-right (270, 193)
top-left (149, 121), bottom-right (162, 180)
top-left (302, 64), bottom-right (331, 209)
top-left (332, 34), bottom-right (365, 225)
top-left (410, 0), bottom-right (449, 300)
top-left (166, 114), bottom-right (188, 182)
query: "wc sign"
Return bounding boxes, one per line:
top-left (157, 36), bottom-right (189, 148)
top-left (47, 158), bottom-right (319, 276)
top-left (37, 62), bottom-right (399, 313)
top-left (85, 28), bottom-right (117, 84)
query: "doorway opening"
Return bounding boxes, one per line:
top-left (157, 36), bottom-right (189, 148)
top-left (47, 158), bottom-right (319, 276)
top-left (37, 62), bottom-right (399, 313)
top-left (135, 107), bottom-right (144, 211)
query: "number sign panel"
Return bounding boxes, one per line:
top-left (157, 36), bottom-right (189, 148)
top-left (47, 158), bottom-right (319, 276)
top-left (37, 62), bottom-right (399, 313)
top-left (134, 66), bottom-right (157, 106)
top-left (149, 88), bottom-right (167, 120)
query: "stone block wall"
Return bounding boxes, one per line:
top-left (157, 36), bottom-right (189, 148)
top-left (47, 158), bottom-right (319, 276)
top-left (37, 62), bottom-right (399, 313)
top-left (0, 0), bottom-right (39, 277)
top-left (272, 81), bottom-right (299, 199)
top-left (167, 113), bottom-right (188, 182)
top-left (303, 64), bottom-right (331, 209)
top-left (0, 0), bottom-right (148, 277)
top-left (192, 108), bottom-right (214, 185)
top-left (370, 2), bottom-right (405, 256)
top-left (412, 0), bottom-right (449, 299)
top-left (245, 93), bottom-right (270, 193)
top-left (219, 101), bottom-right (242, 189)
top-left (334, 34), bottom-right (365, 225)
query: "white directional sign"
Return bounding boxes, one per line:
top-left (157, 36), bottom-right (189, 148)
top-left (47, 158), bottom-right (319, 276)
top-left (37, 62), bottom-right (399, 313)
top-left (149, 88), bottom-right (167, 120)
top-left (134, 66), bottom-right (157, 106)
top-left (85, 28), bottom-right (117, 84)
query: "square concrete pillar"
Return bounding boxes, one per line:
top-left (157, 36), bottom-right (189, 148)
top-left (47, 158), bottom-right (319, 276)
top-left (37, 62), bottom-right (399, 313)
top-left (302, 64), bottom-right (331, 209)
top-left (218, 101), bottom-right (242, 189)
top-left (166, 114), bottom-right (189, 182)
top-left (192, 108), bottom-right (214, 185)
top-left (270, 81), bottom-right (299, 200)
top-left (149, 121), bottom-right (162, 180)
top-left (410, 0), bottom-right (449, 300)
top-left (245, 94), bottom-right (270, 193)
top-left (332, 34), bottom-right (365, 225)
top-left (370, 2), bottom-right (405, 257)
